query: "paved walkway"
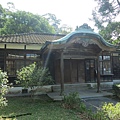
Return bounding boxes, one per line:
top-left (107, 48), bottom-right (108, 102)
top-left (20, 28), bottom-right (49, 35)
top-left (47, 88), bottom-right (113, 101)
top-left (47, 88), bottom-right (119, 112)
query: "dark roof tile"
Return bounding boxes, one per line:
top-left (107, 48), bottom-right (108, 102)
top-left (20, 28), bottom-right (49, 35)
top-left (0, 33), bottom-right (65, 44)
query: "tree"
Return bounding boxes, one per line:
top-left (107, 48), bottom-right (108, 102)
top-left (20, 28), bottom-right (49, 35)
top-left (42, 13), bottom-right (61, 33)
top-left (0, 4), bottom-right (55, 35)
top-left (59, 24), bottom-right (73, 34)
top-left (99, 22), bottom-right (120, 44)
top-left (0, 4), bottom-right (6, 29)
top-left (92, 0), bottom-right (120, 29)
top-left (91, 0), bottom-right (120, 44)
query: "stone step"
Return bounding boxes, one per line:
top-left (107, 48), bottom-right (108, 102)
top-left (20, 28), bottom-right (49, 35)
top-left (52, 82), bottom-right (114, 92)
top-left (52, 83), bottom-right (89, 92)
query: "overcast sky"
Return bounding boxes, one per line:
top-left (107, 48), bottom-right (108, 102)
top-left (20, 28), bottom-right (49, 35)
top-left (0, 0), bottom-right (97, 30)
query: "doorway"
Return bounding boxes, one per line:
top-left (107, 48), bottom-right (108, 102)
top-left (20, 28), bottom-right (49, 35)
top-left (85, 59), bottom-right (96, 82)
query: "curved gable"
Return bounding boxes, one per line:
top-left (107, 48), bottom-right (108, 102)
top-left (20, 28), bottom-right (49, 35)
top-left (41, 23), bottom-right (116, 52)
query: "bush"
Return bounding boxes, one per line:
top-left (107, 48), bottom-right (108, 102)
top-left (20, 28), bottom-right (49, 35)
top-left (62, 92), bottom-right (86, 112)
top-left (0, 69), bottom-right (10, 107)
top-left (63, 92), bottom-right (80, 109)
top-left (88, 102), bottom-right (120, 120)
top-left (101, 102), bottom-right (120, 120)
top-left (16, 62), bottom-right (54, 89)
top-left (113, 84), bottom-right (120, 99)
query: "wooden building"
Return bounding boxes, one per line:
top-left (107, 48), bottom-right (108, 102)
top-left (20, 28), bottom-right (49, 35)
top-left (0, 33), bottom-right (64, 83)
top-left (41, 24), bottom-right (120, 88)
top-left (0, 24), bottom-right (120, 87)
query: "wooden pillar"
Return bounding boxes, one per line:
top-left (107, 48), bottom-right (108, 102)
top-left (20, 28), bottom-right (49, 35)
top-left (24, 45), bottom-right (26, 67)
top-left (60, 52), bottom-right (64, 95)
top-left (97, 54), bottom-right (101, 93)
top-left (4, 44), bottom-right (7, 72)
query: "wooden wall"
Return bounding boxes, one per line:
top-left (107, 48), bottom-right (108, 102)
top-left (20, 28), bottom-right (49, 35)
top-left (54, 59), bottom-right (85, 84)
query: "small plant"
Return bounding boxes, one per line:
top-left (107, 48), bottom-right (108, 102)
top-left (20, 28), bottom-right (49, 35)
top-left (62, 92), bottom-right (86, 112)
top-left (16, 62), bottom-right (54, 97)
top-left (0, 69), bottom-right (10, 108)
top-left (63, 92), bottom-right (80, 109)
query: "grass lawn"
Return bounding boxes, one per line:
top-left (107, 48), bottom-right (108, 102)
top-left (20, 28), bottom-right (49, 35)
top-left (0, 95), bottom-right (81, 120)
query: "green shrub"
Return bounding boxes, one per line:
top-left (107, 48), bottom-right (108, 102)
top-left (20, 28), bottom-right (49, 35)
top-left (87, 102), bottom-right (120, 120)
top-left (16, 62), bottom-right (54, 89)
top-left (63, 92), bottom-right (80, 109)
top-left (62, 92), bottom-right (86, 112)
top-left (87, 110), bottom-right (107, 120)
top-left (0, 69), bottom-right (10, 107)
top-left (113, 84), bottom-right (120, 98)
top-left (101, 102), bottom-right (120, 120)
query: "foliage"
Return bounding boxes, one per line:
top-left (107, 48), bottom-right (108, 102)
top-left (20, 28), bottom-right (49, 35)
top-left (113, 84), bottom-right (120, 98)
top-left (16, 63), bottom-right (54, 89)
top-left (91, 0), bottom-right (120, 29)
top-left (99, 22), bottom-right (120, 44)
top-left (101, 102), bottom-right (120, 120)
top-left (42, 13), bottom-right (61, 33)
top-left (0, 69), bottom-right (10, 108)
top-left (59, 24), bottom-right (73, 34)
top-left (62, 92), bottom-right (86, 113)
top-left (91, 0), bottom-right (120, 44)
top-left (0, 4), bottom-right (55, 35)
top-left (42, 13), bottom-right (72, 34)
top-left (63, 92), bottom-right (80, 109)
top-left (85, 110), bottom-right (106, 120)
top-left (87, 102), bottom-right (120, 120)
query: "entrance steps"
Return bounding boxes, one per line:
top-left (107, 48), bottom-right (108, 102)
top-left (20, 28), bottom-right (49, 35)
top-left (52, 83), bottom-right (90, 92)
top-left (52, 82), bottom-right (114, 92)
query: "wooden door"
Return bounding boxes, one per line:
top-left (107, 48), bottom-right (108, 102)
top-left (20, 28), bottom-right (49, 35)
top-left (85, 59), bottom-right (96, 82)
top-left (70, 60), bottom-right (77, 83)
top-left (64, 60), bottom-right (71, 83)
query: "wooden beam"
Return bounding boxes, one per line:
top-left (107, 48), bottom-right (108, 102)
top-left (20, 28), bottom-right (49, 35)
top-left (60, 52), bottom-right (64, 95)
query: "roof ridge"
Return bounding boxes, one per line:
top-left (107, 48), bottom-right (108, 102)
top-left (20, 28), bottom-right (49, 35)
top-left (0, 32), bottom-right (65, 37)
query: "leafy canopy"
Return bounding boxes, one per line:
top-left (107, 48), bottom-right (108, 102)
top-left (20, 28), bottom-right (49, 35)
top-left (92, 0), bottom-right (120, 29)
top-left (91, 0), bottom-right (120, 44)
top-left (0, 4), bottom-right (55, 35)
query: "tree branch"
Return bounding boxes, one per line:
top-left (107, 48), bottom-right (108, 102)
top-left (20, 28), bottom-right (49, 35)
top-left (116, 0), bottom-right (120, 6)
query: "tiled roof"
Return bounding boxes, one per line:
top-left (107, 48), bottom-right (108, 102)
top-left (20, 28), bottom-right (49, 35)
top-left (0, 33), bottom-right (65, 44)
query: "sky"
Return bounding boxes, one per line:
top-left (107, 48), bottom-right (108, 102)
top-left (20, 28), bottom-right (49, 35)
top-left (0, 0), bottom-right (97, 31)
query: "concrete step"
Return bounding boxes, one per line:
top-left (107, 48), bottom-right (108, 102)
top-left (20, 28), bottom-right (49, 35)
top-left (52, 83), bottom-right (89, 92)
top-left (51, 82), bottom-right (114, 92)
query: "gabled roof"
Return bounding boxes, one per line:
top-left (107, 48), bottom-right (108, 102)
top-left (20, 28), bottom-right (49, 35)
top-left (0, 33), bottom-right (65, 44)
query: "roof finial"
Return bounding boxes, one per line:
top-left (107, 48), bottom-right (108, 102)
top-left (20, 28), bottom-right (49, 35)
top-left (75, 23), bottom-right (94, 31)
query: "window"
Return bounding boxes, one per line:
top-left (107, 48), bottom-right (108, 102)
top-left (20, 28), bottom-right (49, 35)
top-left (6, 52), bottom-right (39, 76)
top-left (7, 53), bottom-right (24, 59)
top-left (26, 54), bottom-right (38, 59)
top-left (99, 55), bottom-right (111, 75)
